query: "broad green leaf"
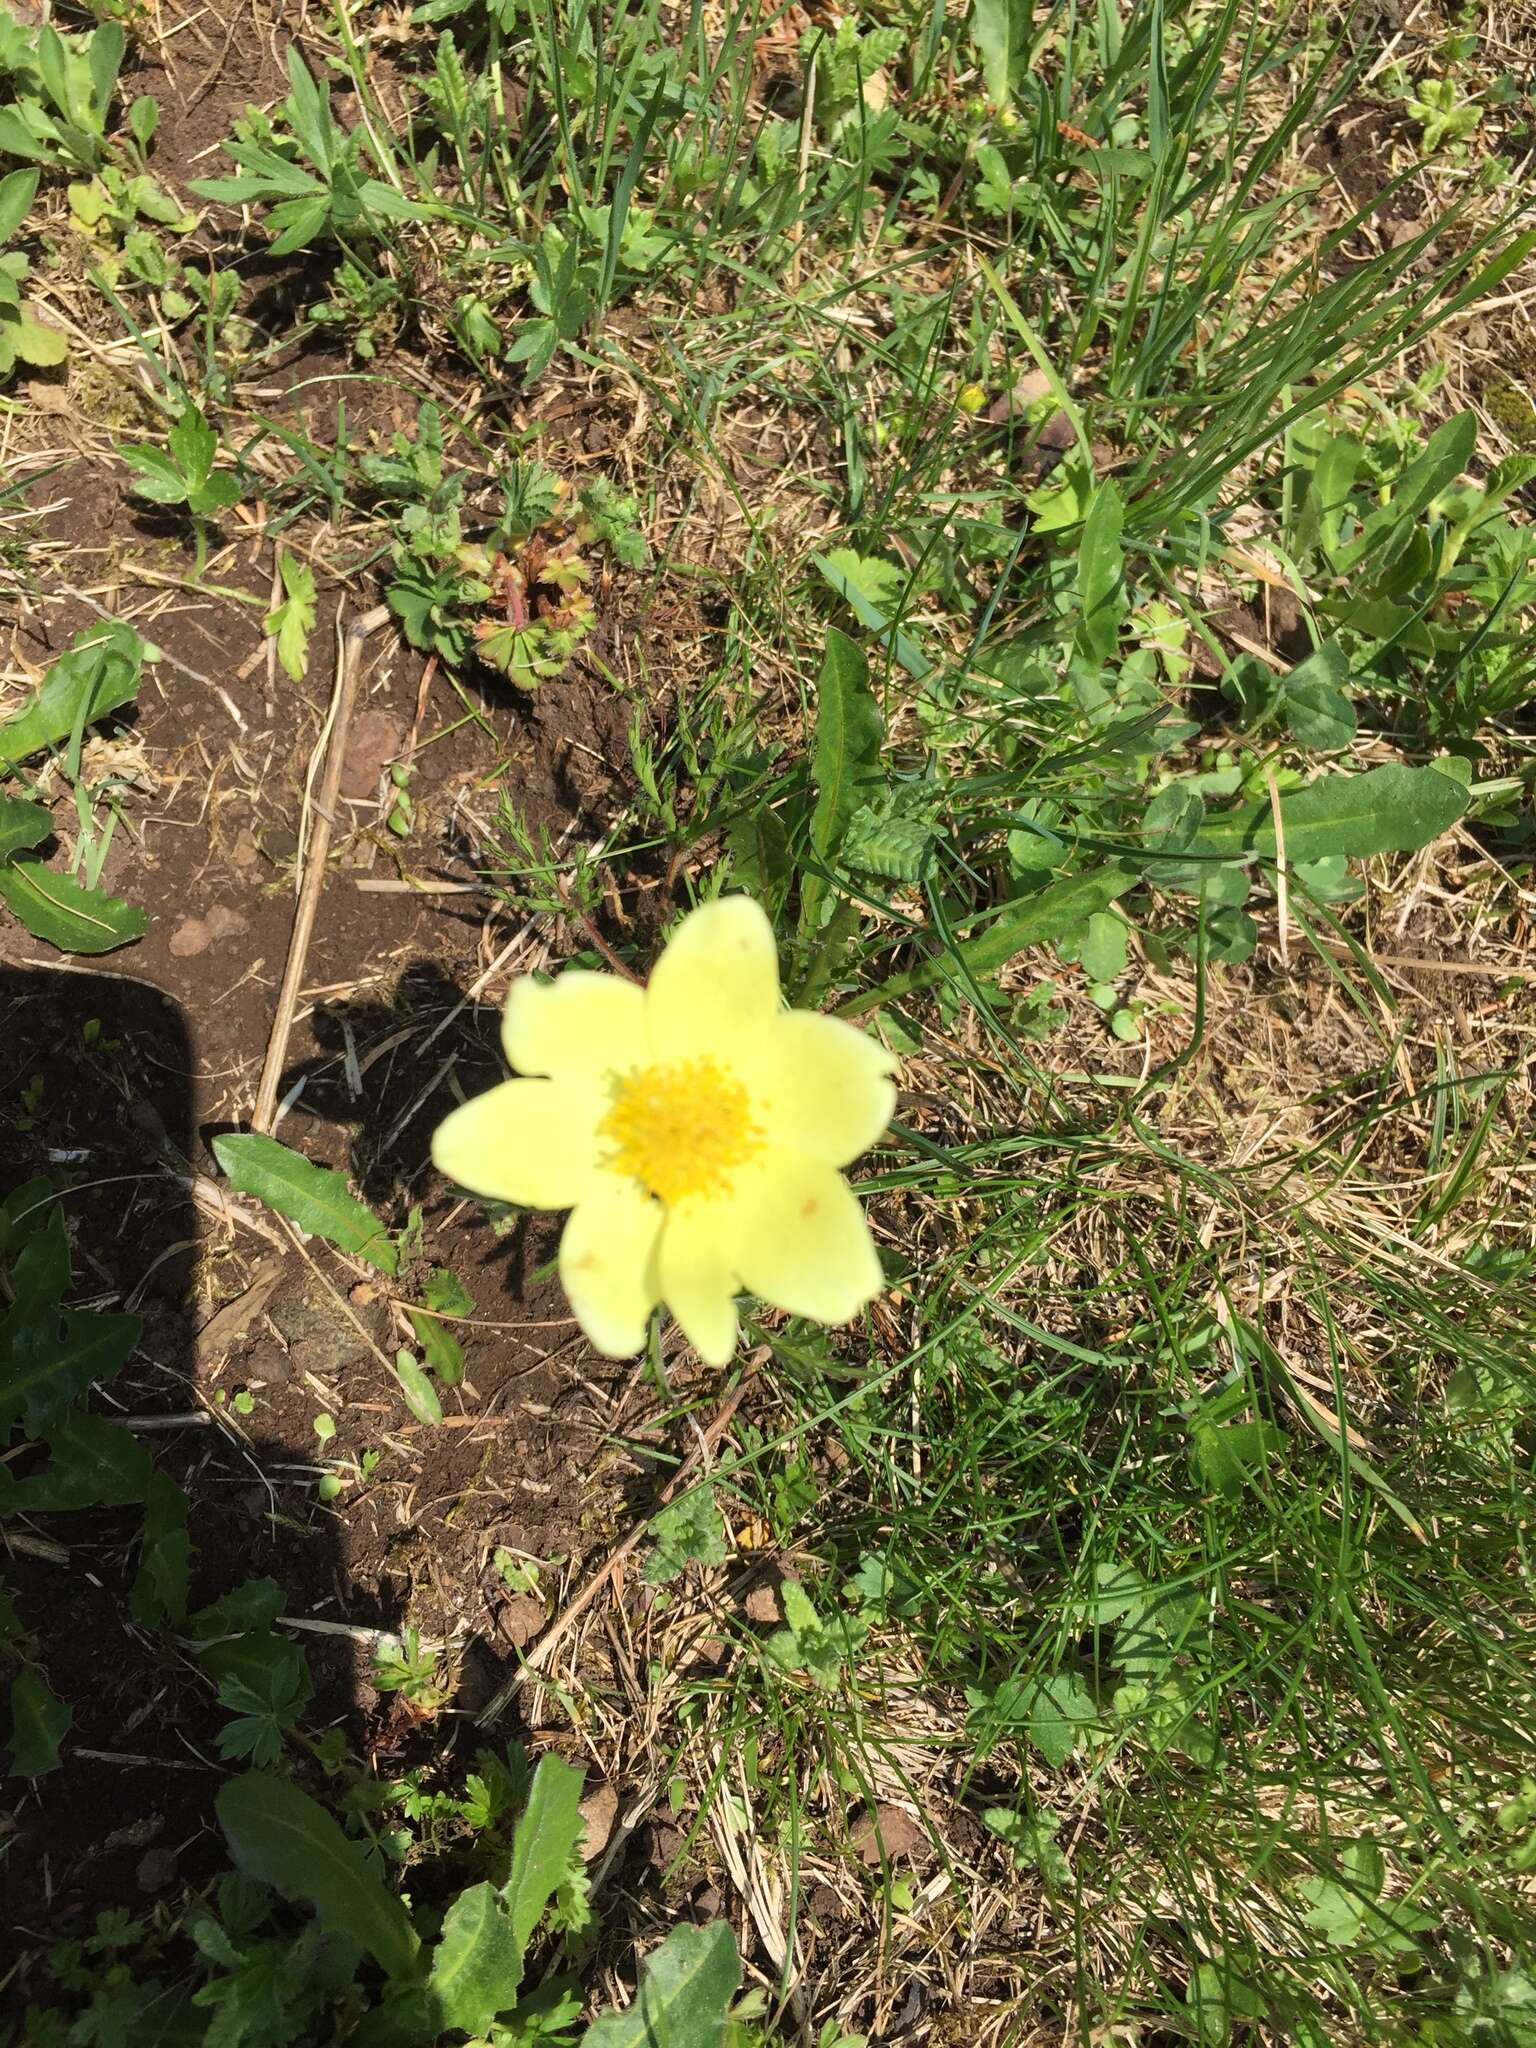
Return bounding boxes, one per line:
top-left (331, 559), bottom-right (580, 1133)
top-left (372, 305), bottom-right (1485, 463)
top-left (1075, 481), bottom-right (1126, 665)
top-left (0, 166), bottom-right (38, 242)
top-left (1294, 430), bottom-right (1361, 557)
top-left (1282, 641), bottom-right (1354, 750)
top-left (168, 404), bottom-right (216, 489)
top-left (0, 1304), bottom-right (140, 1435)
top-left (264, 550), bottom-right (318, 682)
top-left (8, 307), bottom-right (66, 367)
top-left (407, 1308), bottom-right (464, 1386)
top-left (6, 1412), bottom-right (152, 1512)
top-left (0, 793), bottom-right (50, 861)
top-left (0, 862), bottom-right (147, 954)
top-left (217, 1771), bottom-right (422, 1981)
top-left (6, 1667), bottom-right (71, 1778)
top-left (124, 445), bottom-right (189, 505)
top-left (1192, 1419), bottom-right (1287, 1499)
top-left (393, 1348), bottom-right (442, 1424)
top-left (503, 1754), bottom-right (587, 1960)
top-left (580, 1921), bottom-right (742, 2048)
top-left (968, 0), bottom-right (1029, 106)
top-left (428, 1882), bottom-right (525, 2033)
top-left (1021, 1672), bottom-right (1097, 1767)
top-left (809, 629), bottom-right (883, 866)
top-left (812, 549), bottom-right (929, 679)
top-left (0, 621), bottom-right (144, 771)
top-left (213, 1134), bottom-right (399, 1273)
top-left (1189, 764), bottom-right (1467, 866)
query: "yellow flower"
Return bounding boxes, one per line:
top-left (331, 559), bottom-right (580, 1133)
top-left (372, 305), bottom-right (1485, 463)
top-left (431, 896), bottom-right (898, 1366)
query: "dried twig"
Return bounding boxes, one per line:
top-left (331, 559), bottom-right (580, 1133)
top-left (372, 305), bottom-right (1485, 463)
top-left (252, 605), bottom-right (392, 1132)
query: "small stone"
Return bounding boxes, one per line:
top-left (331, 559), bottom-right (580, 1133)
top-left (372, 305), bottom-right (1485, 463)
top-left (136, 1845), bottom-right (178, 1892)
top-left (744, 1584), bottom-right (783, 1626)
top-left (579, 1782), bottom-right (620, 1861)
top-left (850, 1803), bottom-right (928, 1867)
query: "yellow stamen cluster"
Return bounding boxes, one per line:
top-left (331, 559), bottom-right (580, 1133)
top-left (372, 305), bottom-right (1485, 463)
top-left (598, 1057), bottom-right (763, 1207)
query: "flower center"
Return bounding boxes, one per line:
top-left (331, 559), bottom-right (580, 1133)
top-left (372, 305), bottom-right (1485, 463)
top-left (598, 1057), bottom-right (764, 1207)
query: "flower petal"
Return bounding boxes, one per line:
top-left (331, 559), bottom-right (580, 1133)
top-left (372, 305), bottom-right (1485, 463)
top-left (736, 1148), bottom-right (883, 1327)
top-left (657, 1203), bottom-right (740, 1368)
top-left (646, 896), bottom-right (781, 1062)
top-left (432, 1078), bottom-right (604, 1210)
top-left (503, 970), bottom-right (647, 1081)
top-left (752, 1009), bottom-right (899, 1166)
top-left (560, 1184), bottom-right (662, 1359)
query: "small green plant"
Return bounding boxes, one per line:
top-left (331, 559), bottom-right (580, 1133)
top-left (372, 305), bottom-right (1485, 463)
top-left (0, 623), bottom-right (149, 954)
top-left (373, 1626), bottom-right (448, 1714)
top-left (372, 416), bottom-right (648, 687)
top-left (0, 13), bottom-right (125, 174)
top-left (0, 165), bottom-right (64, 379)
top-left (121, 402), bottom-right (242, 574)
top-left (192, 49), bottom-right (428, 256)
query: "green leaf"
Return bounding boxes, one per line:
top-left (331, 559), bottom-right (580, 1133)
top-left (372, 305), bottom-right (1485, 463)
top-left (968, 0), bottom-right (1029, 106)
top-left (503, 1754), bottom-right (587, 1960)
top-left (168, 403), bottom-right (216, 490)
top-left (1282, 641), bottom-right (1355, 750)
top-left (393, 1349), bottom-right (442, 1425)
top-left (7, 306), bottom-right (66, 367)
top-left (0, 793), bottom-right (51, 860)
top-left (213, 1134), bottom-right (399, 1273)
top-left (0, 1303), bottom-right (140, 1435)
top-left (1189, 764), bottom-right (1467, 866)
top-left (123, 445), bottom-right (189, 505)
top-left (428, 1882), bottom-right (526, 2033)
top-left (129, 1467), bottom-right (192, 1625)
top-left (1294, 430), bottom-right (1361, 558)
top-left (809, 628), bottom-right (884, 865)
top-left (843, 865), bottom-right (1135, 1017)
top-left (6, 1412), bottom-right (152, 1512)
top-left (0, 862), bottom-right (147, 954)
top-left (265, 549), bottom-right (318, 682)
top-left (812, 549), bottom-right (929, 679)
top-left (407, 1307), bottom-right (464, 1386)
top-left (0, 621), bottom-right (144, 771)
top-left (0, 166), bottom-right (39, 242)
top-left (1075, 481), bottom-right (1126, 665)
top-left (217, 1771), bottom-right (422, 1981)
top-left (645, 1485), bottom-right (730, 1585)
top-left (1192, 1419), bottom-right (1287, 1499)
top-left (1020, 1672), bottom-right (1097, 1768)
top-left (6, 1667), bottom-right (71, 1778)
top-left (580, 1921), bottom-right (742, 2048)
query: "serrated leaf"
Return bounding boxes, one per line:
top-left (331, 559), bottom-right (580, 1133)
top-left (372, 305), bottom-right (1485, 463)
top-left (0, 794), bottom-right (51, 860)
top-left (428, 1882), bottom-right (525, 2032)
top-left (0, 1303), bottom-right (140, 1435)
top-left (217, 1771), bottom-right (422, 1981)
top-left (503, 1754), bottom-right (587, 1960)
top-left (580, 1921), bottom-right (741, 2048)
top-left (6, 1412), bottom-right (152, 1512)
top-left (645, 1485), bottom-right (729, 1585)
top-left (167, 404), bottom-right (216, 489)
top-left (6, 1667), bottom-right (71, 1778)
top-left (393, 1348), bottom-right (442, 1424)
top-left (265, 550), bottom-right (318, 682)
top-left (969, 0), bottom-right (1029, 105)
top-left (213, 1134), bottom-right (398, 1273)
top-left (1190, 764), bottom-right (1467, 865)
top-left (0, 863), bottom-right (147, 954)
top-left (0, 621), bottom-right (144, 771)
top-left (407, 1306), bottom-right (464, 1386)
top-left (1282, 641), bottom-right (1354, 750)
top-left (129, 1468), bottom-right (192, 1626)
